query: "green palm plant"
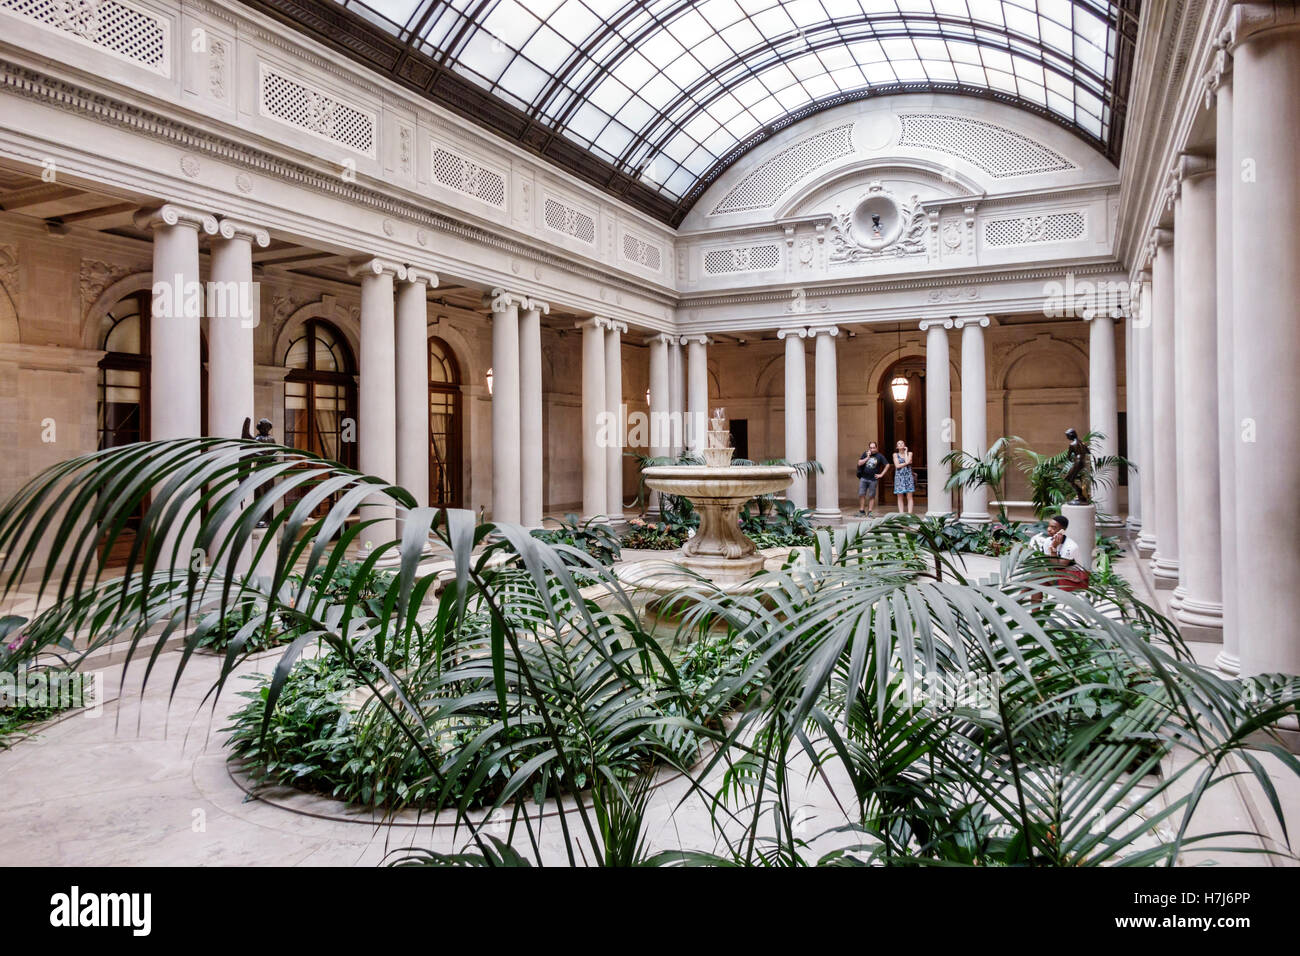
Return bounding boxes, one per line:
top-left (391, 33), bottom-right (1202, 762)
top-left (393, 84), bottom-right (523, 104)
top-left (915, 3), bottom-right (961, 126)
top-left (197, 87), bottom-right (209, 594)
top-left (1017, 430), bottom-right (1134, 521)
top-left (1, 439), bottom-right (1297, 867)
top-left (942, 435), bottom-right (1022, 523)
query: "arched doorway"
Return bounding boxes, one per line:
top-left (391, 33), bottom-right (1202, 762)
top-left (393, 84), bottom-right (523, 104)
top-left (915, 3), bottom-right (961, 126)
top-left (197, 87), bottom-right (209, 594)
top-left (876, 357), bottom-right (926, 507)
top-left (428, 336), bottom-right (463, 508)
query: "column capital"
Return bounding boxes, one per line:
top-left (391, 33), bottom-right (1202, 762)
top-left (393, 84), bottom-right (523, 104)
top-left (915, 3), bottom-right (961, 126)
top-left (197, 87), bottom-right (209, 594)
top-left (918, 318), bottom-right (954, 331)
top-left (134, 203), bottom-right (218, 235)
top-left (776, 326), bottom-right (808, 339)
top-left (401, 266), bottom-right (439, 288)
top-left (1174, 152), bottom-right (1215, 183)
top-left (483, 288), bottom-right (527, 313)
top-left (576, 317), bottom-right (610, 332)
top-left (952, 316), bottom-right (990, 330)
top-left (605, 319), bottom-right (628, 334)
top-left (1150, 226), bottom-right (1175, 250)
top-left (348, 257), bottom-right (406, 280)
top-left (807, 324), bottom-right (839, 337)
top-left (1203, 47), bottom-right (1232, 108)
top-left (1223, 2), bottom-right (1300, 53)
top-left (215, 219), bottom-right (270, 247)
top-left (522, 297), bottom-right (551, 315)
top-left (646, 331), bottom-right (676, 346)
top-left (680, 333), bottom-right (709, 345)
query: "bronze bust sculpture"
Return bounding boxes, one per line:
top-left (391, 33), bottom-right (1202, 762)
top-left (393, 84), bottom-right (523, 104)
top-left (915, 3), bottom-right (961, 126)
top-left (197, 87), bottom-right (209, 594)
top-left (1064, 427), bottom-right (1091, 505)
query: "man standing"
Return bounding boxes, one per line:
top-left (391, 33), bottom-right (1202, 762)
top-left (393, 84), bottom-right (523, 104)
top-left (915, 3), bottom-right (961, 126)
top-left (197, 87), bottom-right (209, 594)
top-left (1030, 512), bottom-right (1087, 591)
top-left (856, 441), bottom-right (890, 516)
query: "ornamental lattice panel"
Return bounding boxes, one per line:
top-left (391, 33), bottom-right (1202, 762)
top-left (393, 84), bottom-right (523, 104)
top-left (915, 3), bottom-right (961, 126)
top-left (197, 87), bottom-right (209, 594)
top-left (621, 233), bottom-right (662, 272)
top-left (431, 145), bottom-right (507, 208)
top-left (543, 197), bottom-right (596, 245)
top-left (710, 123), bottom-right (855, 215)
top-left (898, 113), bottom-right (1075, 179)
top-left (983, 211), bottom-right (1087, 247)
top-left (703, 244), bottom-right (781, 276)
top-left (1, 0), bottom-right (168, 74)
top-left (259, 65), bottom-right (376, 157)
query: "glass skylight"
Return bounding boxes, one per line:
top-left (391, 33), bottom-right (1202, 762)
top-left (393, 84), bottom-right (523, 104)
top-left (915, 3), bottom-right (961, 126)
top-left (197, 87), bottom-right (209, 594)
top-left (338, 0), bottom-right (1122, 202)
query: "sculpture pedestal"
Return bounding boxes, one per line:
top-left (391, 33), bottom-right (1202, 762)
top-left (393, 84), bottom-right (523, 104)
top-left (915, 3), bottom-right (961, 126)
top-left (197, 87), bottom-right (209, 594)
top-left (1060, 502), bottom-right (1095, 572)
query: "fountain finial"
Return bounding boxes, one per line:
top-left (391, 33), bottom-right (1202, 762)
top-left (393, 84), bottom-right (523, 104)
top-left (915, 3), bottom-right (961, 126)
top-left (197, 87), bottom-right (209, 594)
top-left (702, 407), bottom-right (734, 467)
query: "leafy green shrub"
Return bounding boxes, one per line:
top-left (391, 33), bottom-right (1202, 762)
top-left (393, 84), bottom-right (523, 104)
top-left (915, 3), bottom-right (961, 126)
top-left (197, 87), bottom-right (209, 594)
top-left (530, 514), bottom-right (621, 566)
top-left (621, 518), bottom-right (689, 550)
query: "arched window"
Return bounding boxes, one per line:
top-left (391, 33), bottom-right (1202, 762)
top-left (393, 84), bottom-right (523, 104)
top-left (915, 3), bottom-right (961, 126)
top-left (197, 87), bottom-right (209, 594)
top-left (97, 291), bottom-right (150, 450)
top-left (283, 319), bottom-right (357, 468)
top-left (428, 336), bottom-right (463, 508)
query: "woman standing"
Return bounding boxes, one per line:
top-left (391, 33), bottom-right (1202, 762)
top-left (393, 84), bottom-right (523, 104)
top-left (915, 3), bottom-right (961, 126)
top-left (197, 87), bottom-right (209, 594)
top-left (893, 440), bottom-right (915, 514)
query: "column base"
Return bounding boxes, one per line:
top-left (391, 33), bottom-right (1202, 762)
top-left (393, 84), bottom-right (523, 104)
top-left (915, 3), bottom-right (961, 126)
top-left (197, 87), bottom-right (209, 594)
top-left (1169, 584), bottom-right (1187, 613)
top-left (1136, 532), bottom-right (1157, 557)
top-left (812, 508), bottom-right (843, 523)
top-left (1150, 553), bottom-right (1179, 589)
top-left (960, 511), bottom-right (991, 525)
top-left (1097, 515), bottom-right (1126, 529)
top-left (926, 508), bottom-right (955, 519)
top-left (1213, 649), bottom-right (1241, 676)
top-left (1126, 517), bottom-right (1142, 534)
top-left (1175, 596), bottom-right (1223, 642)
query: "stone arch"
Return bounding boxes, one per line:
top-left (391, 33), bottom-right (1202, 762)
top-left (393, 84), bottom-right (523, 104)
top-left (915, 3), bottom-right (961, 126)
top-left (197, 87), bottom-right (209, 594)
top-left (273, 295), bottom-right (361, 368)
top-left (754, 353), bottom-right (787, 397)
top-left (994, 334), bottom-right (1087, 391)
top-left (864, 341), bottom-right (961, 392)
top-left (0, 283), bottom-right (18, 344)
top-left (81, 272), bottom-right (153, 349)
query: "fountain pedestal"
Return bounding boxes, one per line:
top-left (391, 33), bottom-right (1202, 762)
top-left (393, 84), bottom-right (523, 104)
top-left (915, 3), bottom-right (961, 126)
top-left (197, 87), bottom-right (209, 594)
top-left (641, 465), bottom-right (795, 585)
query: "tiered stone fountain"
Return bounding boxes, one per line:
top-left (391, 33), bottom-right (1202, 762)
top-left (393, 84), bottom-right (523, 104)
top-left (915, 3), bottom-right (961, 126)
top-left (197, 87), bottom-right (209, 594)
top-left (636, 408), bottom-right (794, 586)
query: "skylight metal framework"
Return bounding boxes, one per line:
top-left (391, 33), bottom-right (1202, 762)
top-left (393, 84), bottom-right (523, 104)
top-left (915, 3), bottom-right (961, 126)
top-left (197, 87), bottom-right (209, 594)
top-left (245, 0), bottom-right (1139, 226)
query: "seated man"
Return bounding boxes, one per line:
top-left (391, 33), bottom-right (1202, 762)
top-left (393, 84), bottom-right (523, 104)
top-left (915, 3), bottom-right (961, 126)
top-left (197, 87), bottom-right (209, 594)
top-left (1030, 513), bottom-right (1088, 590)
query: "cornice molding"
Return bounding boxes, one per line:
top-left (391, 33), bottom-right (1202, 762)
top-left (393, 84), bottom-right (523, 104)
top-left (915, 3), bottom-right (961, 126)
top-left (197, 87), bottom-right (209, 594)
top-left (0, 59), bottom-right (677, 311)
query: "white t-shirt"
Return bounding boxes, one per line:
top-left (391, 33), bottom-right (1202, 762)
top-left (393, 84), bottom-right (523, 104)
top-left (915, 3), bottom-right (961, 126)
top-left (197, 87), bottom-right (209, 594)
top-left (1032, 532), bottom-right (1080, 563)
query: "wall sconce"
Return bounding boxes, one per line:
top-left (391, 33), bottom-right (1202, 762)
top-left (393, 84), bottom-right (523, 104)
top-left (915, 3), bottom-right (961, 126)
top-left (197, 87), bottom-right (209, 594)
top-left (890, 373), bottom-right (909, 404)
top-left (486, 367), bottom-right (494, 395)
top-left (645, 388), bottom-right (650, 405)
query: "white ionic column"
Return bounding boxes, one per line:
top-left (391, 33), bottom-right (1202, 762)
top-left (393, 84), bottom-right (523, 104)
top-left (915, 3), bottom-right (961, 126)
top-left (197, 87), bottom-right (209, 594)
top-left (919, 319), bottom-right (954, 516)
top-left (779, 328), bottom-right (808, 509)
top-left (667, 338), bottom-right (685, 457)
top-left (1227, 6), bottom-right (1300, 676)
top-left (349, 257), bottom-right (405, 554)
top-left (647, 333), bottom-right (671, 514)
top-left (396, 268), bottom-right (437, 511)
top-left (1208, 46), bottom-right (1240, 672)
top-left (1171, 154), bottom-right (1224, 638)
top-left (579, 318), bottom-right (608, 521)
top-left (955, 317), bottom-right (990, 523)
top-left (486, 289), bottom-right (523, 524)
top-left (519, 298), bottom-right (547, 528)
top-left (1148, 228), bottom-right (1180, 589)
top-left (605, 321), bottom-right (627, 520)
top-left (811, 326), bottom-right (840, 521)
top-left (208, 219), bottom-right (268, 440)
top-left (1135, 271), bottom-right (1158, 555)
top-left (684, 335), bottom-right (709, 455)
top-left (136, 205), bottom-right (217, 440)
top-left (1123, 309), bottom-right (1141, 533)
top-left (1085, 311), bottom-right (1120, 526)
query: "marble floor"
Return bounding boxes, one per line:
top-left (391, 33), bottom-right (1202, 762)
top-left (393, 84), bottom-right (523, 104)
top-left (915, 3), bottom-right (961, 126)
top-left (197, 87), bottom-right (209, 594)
top-left (1, 523), bottom-right (1296, 866)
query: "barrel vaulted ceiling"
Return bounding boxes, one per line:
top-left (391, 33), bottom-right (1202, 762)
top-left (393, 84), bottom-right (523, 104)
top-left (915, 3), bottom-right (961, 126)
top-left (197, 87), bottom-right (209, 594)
top-left (245, 0), bottom-right (1140, 226)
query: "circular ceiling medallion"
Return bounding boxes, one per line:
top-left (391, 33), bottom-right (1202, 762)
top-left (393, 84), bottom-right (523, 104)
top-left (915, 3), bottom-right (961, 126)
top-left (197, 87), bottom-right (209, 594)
top-left (858, 113), bottom-right (898, 151)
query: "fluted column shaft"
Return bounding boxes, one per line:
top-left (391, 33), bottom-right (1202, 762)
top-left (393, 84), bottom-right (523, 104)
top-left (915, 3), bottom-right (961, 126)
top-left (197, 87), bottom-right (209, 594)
top-left (208, 220), bottom-right (268, 440)
top-left (1149, 232), bottom-right (1180, 588)
top-left (920, 320), bottom-right (953, 515)
top-left (350, 258), bottom-right (405, 553)
top-left (780, 328), bottom-right (808, 509)
top-left (647, 333), bottom-right (671, 514)
top-left (1136, 273), bottom-right (1158, 555)
top-left (488, 291), bottom-right (522, 524)
top-left (605, 322), bottom-right (625, 519)
top-left (1228, 9), bottom-right (1300, 675)
top-left (580, 318), bottom-right (608, 520)
top-left (1124, 302), bottom-right (1141, 533)
top-left (519, 300), bottom-right (546, 527)
top-left (956, 317), bottom-right (990, 523)
top-left (396, 271), bottom-right (435, 511)
top-left (1172, 157), bottom-right (1224, 635)
top-left (1209, 50), bottom-right (1240, 673)
top-left (1087, 313), bottom-right (1120, 524)
top-left (812, 326), bottom-right (840, 521)
top-left (685, 335), bottom-right (709, 455)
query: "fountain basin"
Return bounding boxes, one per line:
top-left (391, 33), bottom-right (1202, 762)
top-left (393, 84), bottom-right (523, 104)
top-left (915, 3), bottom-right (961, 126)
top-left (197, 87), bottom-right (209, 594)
top-left (642, 464), bottom-right (795, 583)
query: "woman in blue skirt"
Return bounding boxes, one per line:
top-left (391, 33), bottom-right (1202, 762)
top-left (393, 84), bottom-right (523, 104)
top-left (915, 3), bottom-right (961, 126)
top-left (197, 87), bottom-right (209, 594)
top-left (893, 440), bottom-right (915, 514)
